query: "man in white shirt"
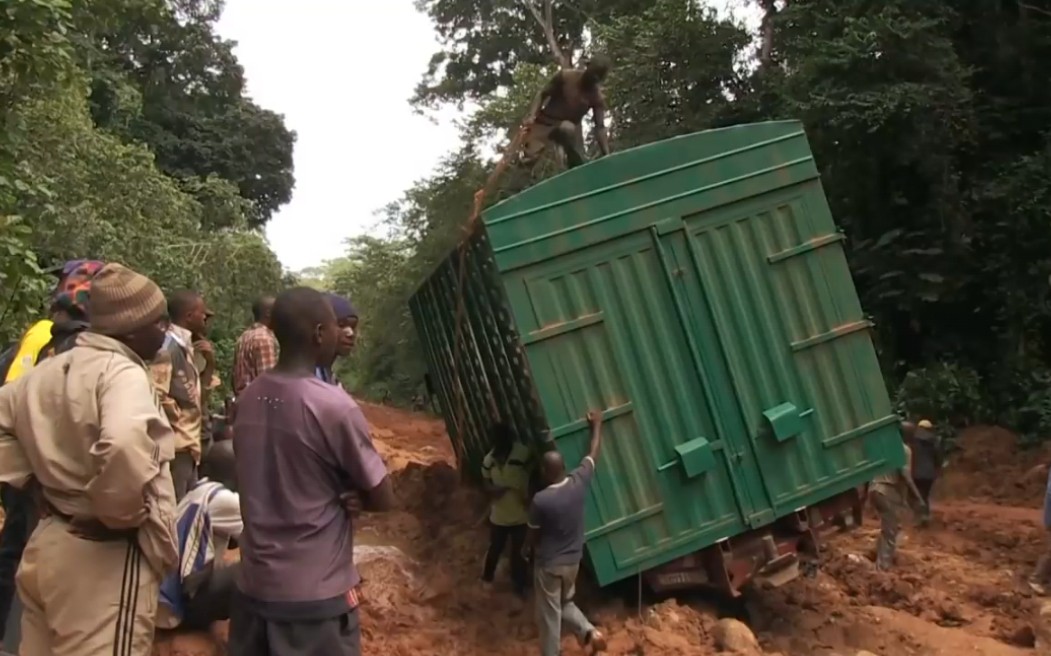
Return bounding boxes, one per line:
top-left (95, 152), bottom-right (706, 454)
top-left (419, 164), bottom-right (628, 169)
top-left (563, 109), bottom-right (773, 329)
top-left (158, 440), bottom-right (242, 636)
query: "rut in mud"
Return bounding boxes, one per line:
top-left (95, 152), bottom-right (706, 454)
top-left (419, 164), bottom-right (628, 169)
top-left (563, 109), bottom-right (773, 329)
top-left (156, 410), bottom-right (1051, 656)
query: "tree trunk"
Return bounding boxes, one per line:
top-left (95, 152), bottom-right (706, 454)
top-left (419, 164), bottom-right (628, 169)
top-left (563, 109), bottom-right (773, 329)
top-left (524, 0), bottom-right (571, 69)
top-left (759, 0), bottom-right (779, 66)
top-left (523, 0), bottom-right (577, 162)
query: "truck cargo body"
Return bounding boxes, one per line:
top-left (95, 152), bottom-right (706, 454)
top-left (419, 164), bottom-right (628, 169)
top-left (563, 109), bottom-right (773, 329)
top-left (409, 120), bottom-right (904, 594)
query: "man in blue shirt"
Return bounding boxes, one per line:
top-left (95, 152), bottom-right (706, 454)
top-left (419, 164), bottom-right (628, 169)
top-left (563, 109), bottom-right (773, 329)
top-left (524, 410), bottom-right (606, 656)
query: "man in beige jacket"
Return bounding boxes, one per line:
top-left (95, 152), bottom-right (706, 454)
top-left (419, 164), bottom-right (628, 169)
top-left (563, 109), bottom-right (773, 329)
top-left (0, 263), bottom-right (179, 656)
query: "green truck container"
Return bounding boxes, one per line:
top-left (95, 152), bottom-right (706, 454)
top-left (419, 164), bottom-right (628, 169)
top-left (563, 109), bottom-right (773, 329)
top-left (409, 120), bottom-right (904, 595)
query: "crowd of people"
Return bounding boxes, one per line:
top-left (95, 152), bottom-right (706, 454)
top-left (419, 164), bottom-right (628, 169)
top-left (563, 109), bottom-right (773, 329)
top-left (0, 259), bottom-right (610, 656)
top-left (0, 259), bottom-right (384, 655)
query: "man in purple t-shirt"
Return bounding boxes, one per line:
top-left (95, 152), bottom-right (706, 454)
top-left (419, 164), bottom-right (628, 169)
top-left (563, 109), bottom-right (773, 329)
top-left (230, 287), bottom-right (395, 656)
top-left (524, 410), bottom-right (606, 656)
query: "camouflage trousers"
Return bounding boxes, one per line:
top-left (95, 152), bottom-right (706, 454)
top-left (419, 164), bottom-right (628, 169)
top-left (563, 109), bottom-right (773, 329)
top-left (869, 486), bottom-right (903, 571)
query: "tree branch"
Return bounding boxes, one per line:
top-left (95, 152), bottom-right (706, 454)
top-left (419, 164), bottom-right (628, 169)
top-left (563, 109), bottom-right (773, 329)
top-left (1019, 2), bottom-right (1051, 19)
top-left (758, 0), bottom-right (778, 66)
top-left (524, 0), bottom-right (570, 69)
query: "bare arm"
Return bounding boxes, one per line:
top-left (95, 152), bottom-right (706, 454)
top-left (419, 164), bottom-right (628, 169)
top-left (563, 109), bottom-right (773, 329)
top-left (331, 404), bottom-right (394, 514)
top-left (481, 454), bottom-right (511, 499)
top-left (901, 447), bottom-right (925, 506)
top-left (522, 526), bottom-right (538, 559)
top-left (586, 410), bottom-right (604, 462)
top-left (523, 498), bottom-right (541, 559)
top-left (527, 73), bottom-right (561, 120)
top-left (361, 475), bottom-right (396, 512)
top-left (592, 96), bottom-right (610, 155)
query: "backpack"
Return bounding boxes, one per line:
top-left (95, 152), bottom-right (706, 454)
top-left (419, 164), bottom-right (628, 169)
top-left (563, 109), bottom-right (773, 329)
top-left (158, 481), bottom-right (224, 622)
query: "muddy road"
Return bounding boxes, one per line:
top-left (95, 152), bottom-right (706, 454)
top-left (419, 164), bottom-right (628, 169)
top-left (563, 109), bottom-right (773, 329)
top-left (156, 410), bottom-right (1051, 655)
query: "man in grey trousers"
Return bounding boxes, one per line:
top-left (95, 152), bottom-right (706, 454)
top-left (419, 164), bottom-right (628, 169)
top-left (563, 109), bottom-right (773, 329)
top-left (524, 410), bottom-right (607, 655)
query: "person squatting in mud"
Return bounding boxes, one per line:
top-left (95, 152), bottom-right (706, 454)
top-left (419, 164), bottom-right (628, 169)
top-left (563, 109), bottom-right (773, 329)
top-left (157, 440), bottom-right (242, 649)
top-left (869, 421), bottom-right (928, 571)
top-left (525, 410), bottom-right (608, 656)
top-left (0, 263), bottom-right (179, 656)
top-left (520, 55), bottom-right (612, 169)
top-left (230, 287), bottom-right (395, 656)
top-left (480, 421), bottom-right (533, 597)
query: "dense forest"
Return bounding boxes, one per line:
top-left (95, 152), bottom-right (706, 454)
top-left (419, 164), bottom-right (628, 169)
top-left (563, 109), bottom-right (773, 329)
top-left (313, 0), bottom-right (1051, 441)
top-left (1, 0), bottom-right (295, 402)
top-left (5, 1), bottom-right (1051, 441)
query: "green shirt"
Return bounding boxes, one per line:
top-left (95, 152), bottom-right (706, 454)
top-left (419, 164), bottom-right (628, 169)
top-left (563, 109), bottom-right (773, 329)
top-left (482, 441), bottom-right (533, 526)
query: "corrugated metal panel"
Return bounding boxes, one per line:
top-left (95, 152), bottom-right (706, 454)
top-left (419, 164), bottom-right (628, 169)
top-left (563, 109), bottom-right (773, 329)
top-left (501, 230), bottom-right (747, 583)
top-left (677, 183), bottom-right (901, 517)
top-left (410, 120), bottom-right (903, 587)
top-left (409, 225), bottom-right (548, 478)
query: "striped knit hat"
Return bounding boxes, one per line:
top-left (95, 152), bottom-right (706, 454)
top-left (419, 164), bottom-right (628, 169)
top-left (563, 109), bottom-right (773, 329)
top-left (87, 263), bottom-right (167, 336)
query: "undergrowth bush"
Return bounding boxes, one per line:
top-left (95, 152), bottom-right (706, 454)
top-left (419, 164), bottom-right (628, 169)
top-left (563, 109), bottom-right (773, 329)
top-left (893, 363), bottom-right (988, 441)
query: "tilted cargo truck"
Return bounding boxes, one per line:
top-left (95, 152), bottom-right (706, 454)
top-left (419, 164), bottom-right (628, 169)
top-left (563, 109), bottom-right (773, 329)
top-left (408, 120), bottom-right (905, 596)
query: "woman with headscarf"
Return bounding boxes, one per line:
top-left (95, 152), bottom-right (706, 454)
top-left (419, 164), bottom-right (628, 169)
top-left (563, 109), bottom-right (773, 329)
top-left (0, 260), bottom-right (102, 384)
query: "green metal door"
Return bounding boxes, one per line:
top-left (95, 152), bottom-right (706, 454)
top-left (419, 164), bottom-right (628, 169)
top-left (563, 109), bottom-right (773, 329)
top-left (670, 184), bottom-right (900, 517)
top-left (507, 229), bottom-right (756, 583)
top-left (649, 220), bottom-right (779, 529)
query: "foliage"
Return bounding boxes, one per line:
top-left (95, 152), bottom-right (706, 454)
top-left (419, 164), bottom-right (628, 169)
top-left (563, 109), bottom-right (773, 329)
top-left (593, 0), bottom-right (751, 149)
top-left (76, 0), bottom-right (296, 228)
top-left (894, 364), bottom-right (987, 439)
top-left (325, 0), bottom-right (1051, 440)
top-left (0, 0), bottom-right (291, 401)
top-left (0, 216), bottom-right (50, 345)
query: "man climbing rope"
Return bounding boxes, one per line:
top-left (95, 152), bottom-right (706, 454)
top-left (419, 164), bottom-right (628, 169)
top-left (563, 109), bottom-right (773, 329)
top-left (521, 55), bottom-right (612, 169)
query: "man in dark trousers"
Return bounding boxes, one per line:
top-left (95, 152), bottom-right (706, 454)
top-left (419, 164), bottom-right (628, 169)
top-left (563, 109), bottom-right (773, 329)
top-left (521, 55), bottom-right (611, 168)
top-left (908, 419), bottom-right (943, 525)
top-left (230, 287), bottom-right (396, 656)
top-left (480, 422), bottom-right (532, 597)
top-left (524, 410), bottom-right (607, 656)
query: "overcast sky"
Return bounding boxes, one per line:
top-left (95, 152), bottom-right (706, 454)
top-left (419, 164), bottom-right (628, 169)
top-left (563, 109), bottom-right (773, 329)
top-left (216, 1), bottom-right (760, 272)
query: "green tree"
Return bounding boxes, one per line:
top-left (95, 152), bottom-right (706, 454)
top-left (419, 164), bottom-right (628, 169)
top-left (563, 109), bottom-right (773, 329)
top-left (77, 0), bottom-right (296, 227)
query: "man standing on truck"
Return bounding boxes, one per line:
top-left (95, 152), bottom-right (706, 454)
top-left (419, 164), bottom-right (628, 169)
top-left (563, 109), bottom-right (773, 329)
top-left (869, 422), bottom-right (928, 571)
top-left (520, 55), bottom-right (612, 169)
top-left (524, 411), bottom-right (607, 655)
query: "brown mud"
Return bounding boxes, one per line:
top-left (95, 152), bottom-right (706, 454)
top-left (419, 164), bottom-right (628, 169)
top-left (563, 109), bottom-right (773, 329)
top-left (155, 410), bottom-right (1051, 655)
